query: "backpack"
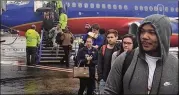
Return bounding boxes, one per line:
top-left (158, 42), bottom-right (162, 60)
top-left (101, 45), bottom-right (107, 56)
top-left (101, 43), bottom-right (121, 56)
top-left (122, 50), bottom-right (135, 76)
top-left (55, 32), bottom-right (63, 45)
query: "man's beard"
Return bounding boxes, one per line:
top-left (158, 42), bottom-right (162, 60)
top-left (108, 42), bottom-right (115, 46)
top-left (143, 46), bottom-right (160, 57)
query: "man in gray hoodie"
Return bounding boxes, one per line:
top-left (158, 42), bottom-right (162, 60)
top-left (103, 14), bottom-right (178, 94)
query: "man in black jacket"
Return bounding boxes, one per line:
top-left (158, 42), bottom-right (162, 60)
top-left (42, 14), bottom-right (54, 45)
top-left (97, 29), bottom-right (120, 93)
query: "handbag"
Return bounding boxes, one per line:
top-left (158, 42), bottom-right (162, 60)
top-left (73, 60), bottom-right (90, 78)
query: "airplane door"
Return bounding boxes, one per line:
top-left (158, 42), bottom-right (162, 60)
top-left (157, 4), bottom-right (165, 15)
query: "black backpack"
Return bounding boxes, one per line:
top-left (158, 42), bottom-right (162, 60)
top-left (55, 32), bottom-right (63, 45)
top-left (122, 50), bottom-right (135, 76)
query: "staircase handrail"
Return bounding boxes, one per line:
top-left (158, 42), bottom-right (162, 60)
top-left (38, 30), bottom-right (44, 64)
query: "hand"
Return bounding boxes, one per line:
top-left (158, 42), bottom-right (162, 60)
top-left (93, 45), bottom-right (99, 49)
top-left (86, 56), bottom-right (92, 61)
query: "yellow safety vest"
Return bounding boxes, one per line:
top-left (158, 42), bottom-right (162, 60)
top-left (25, 29), bottom-right (40, 47)
top-left (56, 0), bottom-right (63, 9)
top-left (59, 13), bottom-right (68, 29)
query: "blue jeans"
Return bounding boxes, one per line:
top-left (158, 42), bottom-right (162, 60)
top-left (99, 79), bottom-right (105, 94)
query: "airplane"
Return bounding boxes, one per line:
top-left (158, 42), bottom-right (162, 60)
top-left (1, 0), bottom-right (178, 47)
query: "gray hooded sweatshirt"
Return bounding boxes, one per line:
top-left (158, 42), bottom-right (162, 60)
top-left (103, 14), bottom-right (178, 94)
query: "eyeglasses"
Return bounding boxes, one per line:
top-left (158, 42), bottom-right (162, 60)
top-left (123, 42), bottom-right (133, 45)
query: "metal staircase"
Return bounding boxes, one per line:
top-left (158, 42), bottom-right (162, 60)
top-left (38, 1), bottom-right (76, 64)
top-left (39, 38), bottom-right (65, 64)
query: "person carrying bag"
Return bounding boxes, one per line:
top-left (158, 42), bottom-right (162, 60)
top-left (75, 37), bottom-right (98, 95)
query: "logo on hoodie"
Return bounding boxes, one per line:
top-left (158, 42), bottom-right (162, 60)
top-left (163, 82), bottom-right (172, 86)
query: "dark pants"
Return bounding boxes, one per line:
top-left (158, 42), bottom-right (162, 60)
top-left (26, 47), bottom-right (37, 65)
top-left (78, 78), bottom-right (95, 95)
top-left (61, 45), bottom-right (71, 67)
top-left (44, 29), bottom-right (49, 41)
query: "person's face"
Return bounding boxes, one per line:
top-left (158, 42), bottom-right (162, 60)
top-left (46, 15), bottom-right (49, 19)
top-left (122, 37), bottom-right (133, 52)
top-left (140, 24), bottom-right (159, 52)
top-left (92, 28), bottom-right (99, 34)
top-left (86, 38), bottom-right (93, 48)
top-left (107, 33), bottom-right (118, 45)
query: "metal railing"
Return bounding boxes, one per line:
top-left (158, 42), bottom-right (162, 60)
top-left (38, 30), bottom-right (44, 64)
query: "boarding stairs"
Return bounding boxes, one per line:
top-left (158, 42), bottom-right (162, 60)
top-left (39, 36), bottom-right (64, 64)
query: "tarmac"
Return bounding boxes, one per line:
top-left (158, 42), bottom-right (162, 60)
top-left (1, 62), bottom-right (80, 94)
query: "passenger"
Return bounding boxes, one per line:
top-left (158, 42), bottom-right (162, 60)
top-left (77, 37), bottom-right (98, 95)
top-left (83, 23), bottom-right (105, 49)
top-left (97, 29), bottom-right (120, 93)
top-left (41, 14), bottom-right (54, 46)
top-left (104, 14), bottom-right (178, 94)
top-left (85, 23), bottom-right (92, 33)
top-left (25, 25), bottom-right (40, 66)
top-left (79, 23), bottom-right (91, 49)
top-left (111, 34), bottom-right (137, 67)
top-left (49, 24), bottom-right (63, 53)
top-left (99, 28), bottom-right (106, 45)
top-left (60, 27), bottom-right (74, 67)
top-left (59, 9), bottom-right (68, 31)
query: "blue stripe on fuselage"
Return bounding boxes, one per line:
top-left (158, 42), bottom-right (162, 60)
top-left (63, 0), bottom-right (178, 18)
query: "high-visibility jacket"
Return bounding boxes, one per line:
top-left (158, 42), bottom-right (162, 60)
top-left (59, 13), bottom-right (68, 29)
top-left (25, 29), bottom-right (40, 47)
top-left (56, 0), bottom-right (63, 9)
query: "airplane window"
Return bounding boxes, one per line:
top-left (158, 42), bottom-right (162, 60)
top-left (84, 3), bottom-right (88, 8)
top-left (79, 12), bottom-right (82, 16)
top-left (134, 6), bottom-right (138, 10)
top-left (118, 5), bottom-right (122, 10)
top-left (102, 4), bottom-right (106, 9)
top-left (107, 4), bottom-right (112, 9)
top-left (72, 2), bottom-right (76, 7)
top-left (78, 3), bottom-right (82, 8)
top-left (90, 3), bottom-right (94, 8)
top-left (96, 3), bottom-right (100, 9)
top-left (165, 7), bottom-right (168, 12)
top-left (113, 4), bottom-right (117, 9)
top-left (170, 7), bottom-right (174, 12)
top-left (67, 2), bottom-right (70, 7)
top-left (144, 6), bottom-right (148, 11)
top-left (154, 6), bottom-right (158, 11)
top-left (149, 6), bottom-right (153, 11)
top-left (176, 7), bottom-right (178, 12)
top-left (124, 5), bottom-right (128, 10)
top-left (140, 6), bottom-right (143, 11)
top-left (159, 7), bottom-right (163, 11)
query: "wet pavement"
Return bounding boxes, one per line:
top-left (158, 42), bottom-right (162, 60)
top-left (1, 50), bottom-right (178, 94)
top-left (1, 63), bottom-right (80, 94)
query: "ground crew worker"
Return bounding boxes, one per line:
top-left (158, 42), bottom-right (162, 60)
top-left (56, 0), bottom-right (63, 13)
top-left (25, 25), bottom-right (40, 66)
top-left (59, 9), bottom-right (68, 31)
